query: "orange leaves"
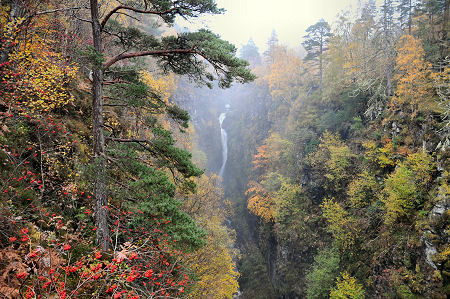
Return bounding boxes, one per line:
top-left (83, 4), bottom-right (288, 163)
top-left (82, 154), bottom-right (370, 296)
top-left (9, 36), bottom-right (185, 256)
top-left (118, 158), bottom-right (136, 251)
top-left (252, 144), bottom-right (269, 170)
top-left (391, 35), bottom-right (432, 115)
top-left (246, 180), bottom-right (275, 222)
top-left (252, 133), bottom-right (293, 174)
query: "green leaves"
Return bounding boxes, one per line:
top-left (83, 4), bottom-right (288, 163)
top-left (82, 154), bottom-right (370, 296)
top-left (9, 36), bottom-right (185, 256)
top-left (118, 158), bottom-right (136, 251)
top-left (306, 248), bottom-right (340, 299)
top-left (150, 125), bottom-right (204, 178)
top-left (140, 0), bottom-right (223, 24)
top-left (158, 29), bottom-right (256, 88)
top-left (382, 151), bottom-right (434, 225)
top-left (81, 46), bottom-right (105, 69)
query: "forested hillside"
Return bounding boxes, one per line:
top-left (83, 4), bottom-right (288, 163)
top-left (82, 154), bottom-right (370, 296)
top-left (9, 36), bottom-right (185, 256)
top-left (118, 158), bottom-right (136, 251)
top-left (0, 0), bottom-right (449, 298)
top-left (198, 0), bottom-right (448, 298)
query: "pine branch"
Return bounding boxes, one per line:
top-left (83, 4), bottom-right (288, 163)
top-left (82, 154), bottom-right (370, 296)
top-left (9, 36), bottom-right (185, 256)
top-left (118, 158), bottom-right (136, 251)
top-left (106, 137), bottom-right (148, 143)
top-left (103, 47), bottom-right (200, 69)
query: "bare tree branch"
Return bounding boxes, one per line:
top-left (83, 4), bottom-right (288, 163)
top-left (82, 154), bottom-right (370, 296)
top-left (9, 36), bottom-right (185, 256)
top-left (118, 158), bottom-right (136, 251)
top-left (101, 5), bottom-right (179, 29)
top-left (35, 7), bottom-right (83, 16)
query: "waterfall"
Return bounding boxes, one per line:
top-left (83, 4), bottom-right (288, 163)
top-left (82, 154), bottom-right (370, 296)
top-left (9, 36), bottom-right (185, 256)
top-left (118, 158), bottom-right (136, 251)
top-left (219, 112), bottom-right (227, 177)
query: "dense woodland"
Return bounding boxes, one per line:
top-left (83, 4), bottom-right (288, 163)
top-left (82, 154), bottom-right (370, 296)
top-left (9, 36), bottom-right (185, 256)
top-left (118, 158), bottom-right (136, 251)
top-left (0, 0), bottom-right (449, 298)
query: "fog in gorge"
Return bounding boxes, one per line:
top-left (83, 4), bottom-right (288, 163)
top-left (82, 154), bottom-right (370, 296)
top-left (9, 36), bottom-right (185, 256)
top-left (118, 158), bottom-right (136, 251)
top-left (172, 0), bottom-right (449, 296)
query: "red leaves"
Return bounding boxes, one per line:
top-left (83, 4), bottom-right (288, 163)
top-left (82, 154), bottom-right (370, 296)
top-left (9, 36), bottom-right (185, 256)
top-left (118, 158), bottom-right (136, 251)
top-left (126, 270), bottom-right (139, 282)
top-left (113, 291), bottom-right (125, 299)
top-left (1, 187), bottom-right (188, 298)
top-left (144, 269), bottom-right (153, 278)
top-left (106, 284), bottom-right (118, 293)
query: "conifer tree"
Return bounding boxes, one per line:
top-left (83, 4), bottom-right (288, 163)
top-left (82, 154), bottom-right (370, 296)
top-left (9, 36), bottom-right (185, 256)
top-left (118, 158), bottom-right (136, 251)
top-left (301, 19), bottom-right (332, 93)
top-left (396, 0), bottom-right (419, 34)
top-left (88, 0), bottom-right (255, 250)
top-left (382, 0), bottom-right (396, 96)
top-left (241, 38), bottom-right (261, 66)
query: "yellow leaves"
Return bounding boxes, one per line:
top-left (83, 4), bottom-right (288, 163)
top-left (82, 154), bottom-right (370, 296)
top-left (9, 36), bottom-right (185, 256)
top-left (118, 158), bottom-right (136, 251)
top-left (181, 174), bottom-right (239, 298)
top-left (259, 45), bottom-right (304, 105)
top-left (377, 139), bottom-right (396, 168)
top-left (383, 164), bottom-right (416, 225)
top-left (347, 170), bottom-right (378, 209)
top-left (363, 138), bottom-right (405, 169)
top-left (2, 20), bottom-right (78, 113)
top-left (404, 151), bottom-right (434, 188)
top-left (247, 173), bottom-right (301, 223)
top-left (321, 198), bottom-right (358, 250)
top-left (140, 70), bottom-right (177, 104)
top-left (139, 71), bottom-right (178, 130)
top-left (252, 133), bottom-right (292, 173)
top-left (0, 5), bottom-right (8, 27)
top-left (309, 131), bottom-right (354, 191)
top-left (330, 271), bottom-right (365, 299)
top-left (184, 216), bottom-right (239, 299)
top-left (272, 178), bottom-right (302, 221)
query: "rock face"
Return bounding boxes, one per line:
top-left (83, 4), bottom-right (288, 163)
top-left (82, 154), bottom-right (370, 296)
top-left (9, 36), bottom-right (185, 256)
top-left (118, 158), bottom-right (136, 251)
top-left (430, 196), bottom-right (449, 220)
top-left (423, 236), bottom-right (438, 269)
top-left (422, 185), bottom-right (449, 270)
top-left (262, 229), bottom-right (314, 298)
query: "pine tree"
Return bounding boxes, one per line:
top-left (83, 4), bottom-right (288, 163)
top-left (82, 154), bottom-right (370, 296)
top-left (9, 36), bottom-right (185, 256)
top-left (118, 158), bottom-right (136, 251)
top-left (381, 0), bottom-right (396, 97)
top-left (301, 19), bottom-right (332, 93)
top-left (396, 0), bottom-right (419, 34)
top-left (240, 38), bottom-right (261, 66)
top-left (264, 29), bottom-right (279, 63)
top-left (87, 0), bottom-right (255, 250)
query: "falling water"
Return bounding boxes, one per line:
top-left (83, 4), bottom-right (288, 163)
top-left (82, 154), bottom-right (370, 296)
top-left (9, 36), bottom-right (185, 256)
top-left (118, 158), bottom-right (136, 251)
top-left (219, 112), bottom-right (227, 177)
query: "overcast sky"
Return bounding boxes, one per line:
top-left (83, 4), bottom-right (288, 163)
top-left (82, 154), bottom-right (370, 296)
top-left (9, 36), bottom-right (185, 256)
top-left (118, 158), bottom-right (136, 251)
top-left (177, 0), bottom-right (374, 53)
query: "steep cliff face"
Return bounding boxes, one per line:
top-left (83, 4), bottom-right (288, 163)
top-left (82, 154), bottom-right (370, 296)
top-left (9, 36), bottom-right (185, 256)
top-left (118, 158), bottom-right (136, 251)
top-left (423, 185), bottom-right (449, 271)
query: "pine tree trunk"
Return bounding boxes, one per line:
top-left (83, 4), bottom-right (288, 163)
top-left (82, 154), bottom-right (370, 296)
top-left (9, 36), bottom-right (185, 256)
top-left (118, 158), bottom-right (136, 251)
top-left (383, 0), bottom-right (393, 97)
top-left (90, 0), bottom-right (110, 251)
top-left (441, 0), bottom-right (449, 58)
top-left (319, 36), bottom-right (323, 94)
top-left (408, 0), bottom-right (412, 35)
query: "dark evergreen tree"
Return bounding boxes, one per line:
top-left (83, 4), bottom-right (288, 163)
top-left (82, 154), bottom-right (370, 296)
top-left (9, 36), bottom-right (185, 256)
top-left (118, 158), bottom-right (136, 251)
top-left (301, 19), bottom-right (332, 93)
top-left (240, 38), bottom-right (262, 66)
top-left (264, 29), bottom-right (279, 63)
top-left (381, 0), bottom-right (396, 96)
top-left (88, 0), bottom-right (255, 250)
top-left (396, 0), bottom-right (420, 34)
